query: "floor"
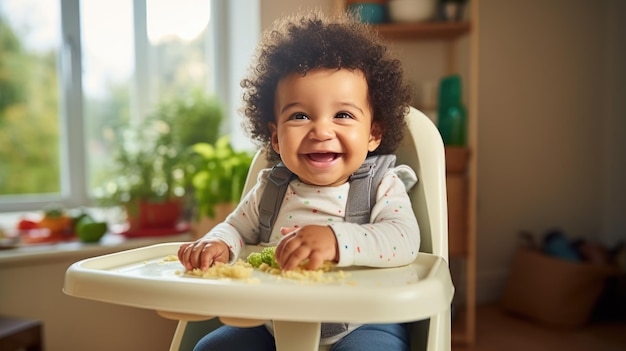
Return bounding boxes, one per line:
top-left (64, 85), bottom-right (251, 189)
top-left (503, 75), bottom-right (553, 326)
top-left (452, 304), bottom-right (626, 351)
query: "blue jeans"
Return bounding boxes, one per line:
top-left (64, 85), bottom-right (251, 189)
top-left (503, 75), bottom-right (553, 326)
top-left (193, 323), bottom-right (410, 351)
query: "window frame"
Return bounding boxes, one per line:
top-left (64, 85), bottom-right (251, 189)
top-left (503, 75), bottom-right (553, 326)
top-left (0, 0), bottom-right (260, 214)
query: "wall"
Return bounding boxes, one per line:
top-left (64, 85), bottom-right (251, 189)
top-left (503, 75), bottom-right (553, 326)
top-left (0, 255), bottom-right (178, 351)
top-left (603, 0), bottom-right (626, 248)
top-left (475, 0), bottom-right (625, 301)
top-left (260, 0), bottom-right (335, 26)
top-left (259, 0), bottom-right (625, 303)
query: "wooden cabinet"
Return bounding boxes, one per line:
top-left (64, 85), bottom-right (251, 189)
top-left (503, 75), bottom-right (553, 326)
top-left (334, 0), bottom-right (479, 346)
top-left (446, 146), bottom-right (475, 346)
top-left (446, 146), bottom-right (470, 257)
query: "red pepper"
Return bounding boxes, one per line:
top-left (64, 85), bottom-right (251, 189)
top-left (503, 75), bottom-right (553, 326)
top-left (17, 219), bottom-right (40, 230)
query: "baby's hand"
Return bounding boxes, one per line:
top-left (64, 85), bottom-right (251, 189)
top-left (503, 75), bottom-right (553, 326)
top-left (275, 225), bottom-right (338, 271)
top-left (177, 238), bottom-right (230, 271)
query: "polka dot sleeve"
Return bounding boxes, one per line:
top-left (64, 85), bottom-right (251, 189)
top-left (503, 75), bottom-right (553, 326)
top-left (331, 167), bottom-right (420, 267)
top-left (199, 169), bottom-right (271, 263)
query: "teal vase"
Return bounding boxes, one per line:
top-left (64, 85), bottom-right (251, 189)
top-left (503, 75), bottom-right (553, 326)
top-left (437, 75), bottom-right (467, 146)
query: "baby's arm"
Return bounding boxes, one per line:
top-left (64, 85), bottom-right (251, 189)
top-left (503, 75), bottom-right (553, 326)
top-left (333, 167), bottom-right (420, 267)
top-left (177, 170), bottom-right (270, 270)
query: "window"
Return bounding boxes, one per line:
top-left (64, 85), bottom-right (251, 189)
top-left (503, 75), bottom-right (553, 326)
top-left (0, 0), bottom-right (62, 206)
top-left (0, 0), bottom-right (259, 213)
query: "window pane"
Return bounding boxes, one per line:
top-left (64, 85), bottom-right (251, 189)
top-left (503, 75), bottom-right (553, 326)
top-left (80, 0), bottom-right (134, 194)
top-left (145, 0), bottom-right (212, 97)
top-left (0, 1), bottom-right (61, 196)
top-left (0, 0), bottom-right (216, 211)
top-left (82, 0), bottom-right (212, 196)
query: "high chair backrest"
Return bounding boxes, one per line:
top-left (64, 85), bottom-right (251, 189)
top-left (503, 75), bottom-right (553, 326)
top-left (241, 106), bottom-right (449, 261)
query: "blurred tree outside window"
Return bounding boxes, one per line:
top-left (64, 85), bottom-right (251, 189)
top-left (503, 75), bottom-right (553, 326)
top-left (0, 0), bottom-right (61, 198)
top-left (0, 0), bottom-right (216, 212)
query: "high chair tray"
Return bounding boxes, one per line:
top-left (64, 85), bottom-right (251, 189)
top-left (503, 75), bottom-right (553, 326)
top-left (64, 242), bottom-right (454, 324)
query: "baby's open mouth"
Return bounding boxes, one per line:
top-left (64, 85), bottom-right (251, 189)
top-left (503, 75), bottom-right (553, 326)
top-left (306, 153), bottom-right (340, 162)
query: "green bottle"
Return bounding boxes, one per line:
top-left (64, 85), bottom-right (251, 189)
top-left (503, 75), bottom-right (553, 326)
top-left (437, 75), bottom-right (466, 146)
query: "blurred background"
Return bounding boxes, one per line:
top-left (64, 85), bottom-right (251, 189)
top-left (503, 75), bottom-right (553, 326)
top-left (0, 0), bottom-right (624, 350)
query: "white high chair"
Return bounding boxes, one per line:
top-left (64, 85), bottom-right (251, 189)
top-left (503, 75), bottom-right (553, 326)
top-left (63, 107), bottom-right (452, 351)
top-left (169, 106), bottom-right (453, 351)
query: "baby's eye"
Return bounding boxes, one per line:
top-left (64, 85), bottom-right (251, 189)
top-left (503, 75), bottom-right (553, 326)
top-left (289, 113), bottom-right (309, 120)
top-left (335, 112), bottom-right (353, 119)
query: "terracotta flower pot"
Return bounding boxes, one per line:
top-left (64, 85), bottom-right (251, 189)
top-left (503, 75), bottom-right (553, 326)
top-left (125, 199), bottom-right (184, 231)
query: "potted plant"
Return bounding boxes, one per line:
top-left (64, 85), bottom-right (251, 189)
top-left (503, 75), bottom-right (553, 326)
top-left (96, 120), bottom-right (186, 233)
top-left (187, 135), bottom-right (254, 238)
top-left (95, 90), bottom-right (224, 235)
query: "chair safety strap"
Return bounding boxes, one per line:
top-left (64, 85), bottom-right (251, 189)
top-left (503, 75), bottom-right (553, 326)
top-left (258, 154), bottom-right (396, 243)
top-left (344, 154), bottom-right (396, 225)
top-left (258, 163), bottom-right (295, 243)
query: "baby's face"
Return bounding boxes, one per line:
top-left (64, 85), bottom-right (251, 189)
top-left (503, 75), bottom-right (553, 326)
top-left (270, 68), bottom-right (381, 187)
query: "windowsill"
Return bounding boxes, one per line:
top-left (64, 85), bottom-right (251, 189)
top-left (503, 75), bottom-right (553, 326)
top-left (0, 206), bottom-right (192, 268)
top-left (0, 232), bottom-right (192, 268)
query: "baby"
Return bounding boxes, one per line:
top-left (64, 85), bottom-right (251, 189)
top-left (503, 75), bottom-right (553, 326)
top-left (178, 10), bottom-right (418, 351)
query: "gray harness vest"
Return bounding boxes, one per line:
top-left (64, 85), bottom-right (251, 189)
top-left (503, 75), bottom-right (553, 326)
top-left (258, 154), bottom-right (397, 243)
top-left (256, 154), bottom-right (397, 339)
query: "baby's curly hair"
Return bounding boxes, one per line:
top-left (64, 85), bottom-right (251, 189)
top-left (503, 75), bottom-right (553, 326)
top-left (240, 11), bottom-right (412, 159)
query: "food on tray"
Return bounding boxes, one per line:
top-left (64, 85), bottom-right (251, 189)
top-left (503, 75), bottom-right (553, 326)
top-left (186, 260), bottom-right (254, 279)
top-left (256, 260), bottom-right (344, 283)
top-left (161, 255), bottom-right (179, 262)
top-left (247, 246), bottom-right (279, 268)
top-left (173, 246), bottom-right (348, 283)
top-left (246, 246), bottom-right (346, 283)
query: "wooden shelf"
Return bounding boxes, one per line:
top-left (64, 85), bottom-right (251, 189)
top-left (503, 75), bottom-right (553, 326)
top-left (373, 21), bottom-right (471, 41)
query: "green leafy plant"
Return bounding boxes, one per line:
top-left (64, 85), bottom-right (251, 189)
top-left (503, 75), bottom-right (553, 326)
top-left (95, 90), bottom-right (224, 213)
top-left (151, 89), bottom-right (223, 149)
top-left (189, 135), bottom-right (254, 219)
top-left (94, 119), bottom-right (182, 207)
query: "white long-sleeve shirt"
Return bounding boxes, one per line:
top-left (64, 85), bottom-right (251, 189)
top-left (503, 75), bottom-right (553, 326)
top-left (205, 164), bottom-right (420, 267)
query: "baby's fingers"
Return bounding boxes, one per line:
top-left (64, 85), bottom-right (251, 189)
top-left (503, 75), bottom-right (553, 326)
top-left (280, 226), bottom-right (298, 236)
top-left (304, 251), bottom-right (325, 271)
top-left (177, 243), bottom-right (194, 270)
top-left (277, 239), bottom-right (312, 271)
top-left (178, 240), bottom-right (224, 270)
top-left (275, 230), bottom-right (299, 263)
top-left (186, 242), bottom-right (210, 270)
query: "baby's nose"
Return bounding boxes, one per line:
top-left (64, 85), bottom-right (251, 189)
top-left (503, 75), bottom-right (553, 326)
top-left (308, 120), bottom-right (335, 140)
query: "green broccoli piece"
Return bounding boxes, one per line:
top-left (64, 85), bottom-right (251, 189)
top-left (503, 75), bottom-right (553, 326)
top-left (247, 246), bottom-right (280, 269)
top-left (247, 252), bottom-right (263, 268)
top-left (260, 246), bottom-right (279, 268)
